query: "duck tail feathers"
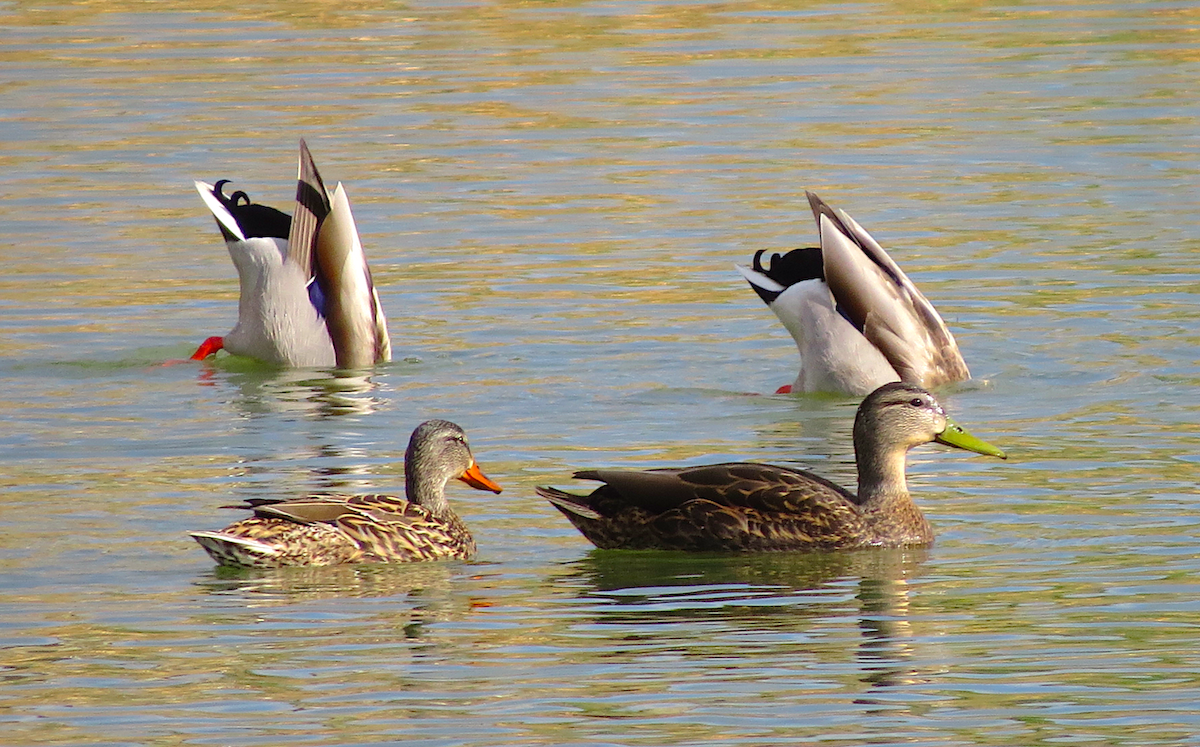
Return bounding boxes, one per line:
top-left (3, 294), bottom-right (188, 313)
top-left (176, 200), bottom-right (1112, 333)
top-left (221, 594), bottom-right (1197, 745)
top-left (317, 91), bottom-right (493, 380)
top-left (735, 260), bottom-right (786, 305)
top-left (536, 486), bottom-right (602, 520)
top-left (189, 530), bottom-right (281, 566)
top-left (195, 180), bottom-right (246, 242)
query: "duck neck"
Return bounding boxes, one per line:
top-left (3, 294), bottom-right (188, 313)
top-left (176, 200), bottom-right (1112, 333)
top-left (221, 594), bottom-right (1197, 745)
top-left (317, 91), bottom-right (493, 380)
top-left (405, 459), bottom-right (451, 518)
top-left (859, 432), bottom-right (912, 509)
top-left (853, 432), bottom-right (932, 544)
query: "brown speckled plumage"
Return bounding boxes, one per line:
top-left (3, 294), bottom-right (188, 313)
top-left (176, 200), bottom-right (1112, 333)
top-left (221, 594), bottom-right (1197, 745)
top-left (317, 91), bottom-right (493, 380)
top-left (537, 383), bottom-right (1005, 553)
top-left (191, 420), bottom-right (501, 568)
top-left (191, 493), bottom-right (477, 566)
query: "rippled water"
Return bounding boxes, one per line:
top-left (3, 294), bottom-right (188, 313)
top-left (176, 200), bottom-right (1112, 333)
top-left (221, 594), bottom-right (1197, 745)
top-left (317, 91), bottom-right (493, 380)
top-left (2, 1), bottom-right (1199, 745)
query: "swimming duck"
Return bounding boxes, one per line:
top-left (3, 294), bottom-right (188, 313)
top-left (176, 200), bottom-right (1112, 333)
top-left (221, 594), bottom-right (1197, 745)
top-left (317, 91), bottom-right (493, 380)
top-left (191, 139), bottom-right (391, 368)
top-left (736, 192), bottom-right (970, 395)
top-left (537, 382), bottom-right (1005, 552)
top-left (190, 420), bottom-right (501, 567)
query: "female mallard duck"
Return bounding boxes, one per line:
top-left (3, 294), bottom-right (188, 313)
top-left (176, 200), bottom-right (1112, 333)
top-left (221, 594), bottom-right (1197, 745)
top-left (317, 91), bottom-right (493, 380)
top-left (736, 192), bottom-right (970, 395)
top-left (191, 139), bottom-right (391, 368)
top-left (190, 420), bottom-right (502, 567)
top-left (537, 382), bottom-right (1005, 552)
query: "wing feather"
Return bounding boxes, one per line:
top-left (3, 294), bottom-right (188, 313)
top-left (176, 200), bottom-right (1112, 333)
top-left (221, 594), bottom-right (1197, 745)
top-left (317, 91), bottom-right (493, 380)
top-left (809, 192), bottom-right (969, 387)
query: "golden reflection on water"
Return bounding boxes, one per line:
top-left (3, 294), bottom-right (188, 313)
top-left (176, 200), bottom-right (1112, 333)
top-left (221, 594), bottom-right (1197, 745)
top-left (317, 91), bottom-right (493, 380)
top-left (3, 0), bottom-right (1200, 745)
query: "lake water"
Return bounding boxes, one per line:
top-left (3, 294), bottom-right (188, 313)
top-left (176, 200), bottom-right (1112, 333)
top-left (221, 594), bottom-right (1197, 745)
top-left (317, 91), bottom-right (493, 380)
top-left (2, 1), bottom-right (1199, 744)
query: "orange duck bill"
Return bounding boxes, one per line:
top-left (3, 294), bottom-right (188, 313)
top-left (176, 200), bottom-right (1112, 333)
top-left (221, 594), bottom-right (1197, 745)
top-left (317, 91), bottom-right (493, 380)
top-left (459, 462), bottom-right (503, 493)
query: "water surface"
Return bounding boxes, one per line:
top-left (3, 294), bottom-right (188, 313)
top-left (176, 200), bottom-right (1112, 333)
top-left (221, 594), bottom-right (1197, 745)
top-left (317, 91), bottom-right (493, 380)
top-left (2, 1), bottom-right (1199, 745)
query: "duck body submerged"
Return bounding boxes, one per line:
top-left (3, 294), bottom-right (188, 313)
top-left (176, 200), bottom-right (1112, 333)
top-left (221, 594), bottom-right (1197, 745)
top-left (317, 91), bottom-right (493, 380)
top-left (192, 139), bottom-right (391, 369)
top-left (737, 192), bottom-right (970, 395)
top-left (538, 382), bottom-right (1006, 553)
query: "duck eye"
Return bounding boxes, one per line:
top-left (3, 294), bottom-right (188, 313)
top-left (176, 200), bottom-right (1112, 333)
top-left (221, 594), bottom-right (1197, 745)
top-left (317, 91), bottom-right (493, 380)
top-left (910, 398), bottom-right (924, 408)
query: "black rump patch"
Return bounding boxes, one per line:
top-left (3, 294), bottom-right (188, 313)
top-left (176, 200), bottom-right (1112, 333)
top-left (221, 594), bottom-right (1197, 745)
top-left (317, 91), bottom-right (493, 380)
top-left (746, 246), bottom-right (823, 304)
top-left (211, 180), bottom-right (292, 241)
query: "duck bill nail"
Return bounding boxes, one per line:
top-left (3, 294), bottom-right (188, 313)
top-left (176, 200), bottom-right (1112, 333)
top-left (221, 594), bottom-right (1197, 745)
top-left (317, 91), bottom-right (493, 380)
top-left (936, 420), bottom-right (1007, 460)
top-left (460, 463), bottom-right (503, 493)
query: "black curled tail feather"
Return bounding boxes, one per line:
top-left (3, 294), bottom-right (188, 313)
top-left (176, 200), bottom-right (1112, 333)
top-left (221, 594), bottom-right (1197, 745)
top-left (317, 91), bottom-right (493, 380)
top-left (207, 179), bottom-right (291, 241)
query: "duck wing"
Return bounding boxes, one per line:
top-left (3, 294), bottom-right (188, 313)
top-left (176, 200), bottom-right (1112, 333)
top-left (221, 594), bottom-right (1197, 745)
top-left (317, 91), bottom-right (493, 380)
top-left (243, 493), bottom-right (415, 525)
top-left (575, 463), bottom-right (854, 514)
top-left (808, 191), bottom-right (970, 388)
top-left (288, 139), bottom-right (391, 368)
top-left (240, 493), bottom-right (470, 562)
top-left (539, 463), bottom-right (867, 551)
top-left (285, 139), bottom-right (330, 287)
top-left (315, 183), bottom-right (392, 368)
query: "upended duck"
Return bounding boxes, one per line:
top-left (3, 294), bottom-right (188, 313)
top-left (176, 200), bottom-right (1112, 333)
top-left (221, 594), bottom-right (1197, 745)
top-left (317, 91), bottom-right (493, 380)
top-left (191, 139), bottom-right (391, 368)
top-left (736, 192), bottom-right (970, 395)
top-left (191, 420), bottom-right (501, 567)
top-left (537, 382), bottom-right (1005, 552)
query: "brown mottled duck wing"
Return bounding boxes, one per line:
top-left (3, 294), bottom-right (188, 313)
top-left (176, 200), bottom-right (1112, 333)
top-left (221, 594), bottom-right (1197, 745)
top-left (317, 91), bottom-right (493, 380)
top-left (649, 498), bottom-right (871, 552)
top-left (335, 495), bottom-right (473, 561)
top-left (249, 494), bottom-right (472, 562)
top-left (654, 465), bottom-right (869, 551)
top-left (244, 493), bottom-right (410, 524)
top-left (248, 494), bottom-right (370, 525)
top-left (576, 463), bottom-right (857, 514)
top-left (562, 464), bottom-right (871, 552)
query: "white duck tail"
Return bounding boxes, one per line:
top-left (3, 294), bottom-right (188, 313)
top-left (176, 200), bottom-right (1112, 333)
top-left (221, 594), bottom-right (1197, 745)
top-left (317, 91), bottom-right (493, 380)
top-left (737, 191), bottom-right (969, 395)
top-left (191, 139), bottom-right (391, 369)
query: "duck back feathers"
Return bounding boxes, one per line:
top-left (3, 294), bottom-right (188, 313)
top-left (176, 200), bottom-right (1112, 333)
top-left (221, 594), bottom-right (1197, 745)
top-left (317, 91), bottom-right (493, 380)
top-left (192, 493), bottom-right (475, 567)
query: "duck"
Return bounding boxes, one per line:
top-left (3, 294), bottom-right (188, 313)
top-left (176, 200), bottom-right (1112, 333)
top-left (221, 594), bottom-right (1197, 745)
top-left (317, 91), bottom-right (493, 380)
top-left (537, 382), bottom-right (1005, 552)
top-left (191, 139), bottom-right (391, 369)
top-left (736, 192), bottom-right (970, 395)
top-left (190, 420), bottom-right (502, 567)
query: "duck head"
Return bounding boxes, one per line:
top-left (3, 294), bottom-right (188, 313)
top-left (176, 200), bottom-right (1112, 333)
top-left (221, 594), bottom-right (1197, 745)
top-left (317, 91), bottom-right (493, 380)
top-left (854, 382), bottom-right (1006, 459)
top-left (405, 419), bottom-right (502, 516)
